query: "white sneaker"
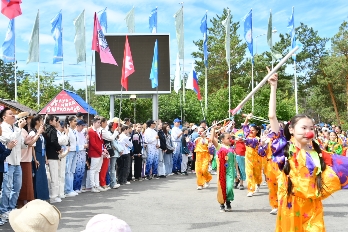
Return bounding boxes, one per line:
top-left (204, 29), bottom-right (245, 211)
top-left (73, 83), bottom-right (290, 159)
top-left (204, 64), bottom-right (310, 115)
top-left (254, 185), bottom-right (260, 193)
top-left (270, 208), bottom-right (278, 215)
top-left (247, 192), bottom-right (253, 197)
top-left (211, 171), bottom-right (217, 175)
top-left (50, 197), bottom-right (62, 204)
top-left (75, 190), bottom-right (82, 194)
top-left (91, 187), bottom-right (100, 193)
top-left (125, 182), bottom-right (131, 185)
top-left (65, 192), bottom-right (77, 197)
top-left (97, 186), bottom-right (107, 192)
top-left (262, 181), bottom-right (267, 186)
top-left (58, 194), bottom-right (66, 199)
top-left (203, 182), bottom-right (210, 189)
top-left (197, 186), bottom-right (203, 190)
top-left (112, 184), bottom-right (121, 189)
top-left (0, 213), bottom-right (9, 220)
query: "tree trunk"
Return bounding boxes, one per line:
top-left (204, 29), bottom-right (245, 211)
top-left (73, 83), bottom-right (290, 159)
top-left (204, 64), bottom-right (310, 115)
top-left (327, 83), bottom-right (341, 125)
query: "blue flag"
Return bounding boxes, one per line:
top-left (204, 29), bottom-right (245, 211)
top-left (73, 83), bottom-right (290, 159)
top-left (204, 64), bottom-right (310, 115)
top-left (243, 9), bottom-right (253, 59)
top-left (287, 7), bottom-right (296, 61)
top-left (98, 7), bottom-right (107, 34)
top-left (149, 40), bottom-right (158, 88)
top-left (200, 12), bottom-right (208, 67)
top-left (149, 8), bottom-right (157, 33)
top-left (2, 19), bottom-right (15, 63)
top-left (51, 10), bottom-right (63, 64)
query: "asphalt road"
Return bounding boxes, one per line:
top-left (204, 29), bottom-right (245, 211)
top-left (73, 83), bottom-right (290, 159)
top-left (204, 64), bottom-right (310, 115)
top-left (0, 173), bottom-right (347, 232)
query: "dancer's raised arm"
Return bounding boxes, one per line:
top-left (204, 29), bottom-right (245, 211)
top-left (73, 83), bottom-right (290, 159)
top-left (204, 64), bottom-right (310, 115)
top-left (267, 67), bottom-right (279, 133)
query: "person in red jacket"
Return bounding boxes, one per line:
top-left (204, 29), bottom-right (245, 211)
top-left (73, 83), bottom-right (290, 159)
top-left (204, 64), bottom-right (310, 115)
top-left (87, 117), bottom-right (105, 193)
top-left (232, 134), bottom-right (246, 190)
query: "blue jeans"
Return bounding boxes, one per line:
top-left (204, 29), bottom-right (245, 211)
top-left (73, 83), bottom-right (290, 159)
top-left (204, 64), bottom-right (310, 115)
top-left (0, 165), bottom-right (22, 213)
top-left (65, 151), bottom-right (77, 194)
top-left (109, 157), bottom-right (118, 188)
top-left (164, 153), bottom-right (173, 175)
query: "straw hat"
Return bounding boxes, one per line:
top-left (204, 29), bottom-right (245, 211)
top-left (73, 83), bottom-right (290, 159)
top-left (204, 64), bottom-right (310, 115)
top-left (9, 199), bottom-right (61, 232)
top-left (82, 214), bottom-right (131, 232)
top-left (15, 112), bottom-right (30, 120)
top-left (112, 117), bottom-right (125, 125)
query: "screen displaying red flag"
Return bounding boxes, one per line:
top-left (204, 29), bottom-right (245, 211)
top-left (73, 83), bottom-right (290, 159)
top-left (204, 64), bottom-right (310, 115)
top-left (121, 35), bottom-right (135, 90)
top-left (1, 0), bottom-right (22, 19)
top-left (92, 12), bottom-right (117, 65)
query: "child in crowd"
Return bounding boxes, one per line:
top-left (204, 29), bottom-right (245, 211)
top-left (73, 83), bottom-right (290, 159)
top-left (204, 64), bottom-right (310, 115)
top-left (181, 127), bottom-right (189, 176)
top-left (210, 123), bottom-right (237, 212)
top-left (194, 127), bottom-right (212, 190)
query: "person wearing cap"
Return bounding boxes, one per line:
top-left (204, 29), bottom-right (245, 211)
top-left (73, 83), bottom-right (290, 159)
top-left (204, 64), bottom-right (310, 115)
top-left (144, 120), bottom-right (160, 179)
top-left (171, 118), bottom-right (183, 174)
top-left (9, 199), bottom-right (61, 232)
top-left (73, 119), bottom-right (88, 193)
top-left (45, 115), bottom-right (63, 204)
top-left (0, 108), bottom-right (34, 221)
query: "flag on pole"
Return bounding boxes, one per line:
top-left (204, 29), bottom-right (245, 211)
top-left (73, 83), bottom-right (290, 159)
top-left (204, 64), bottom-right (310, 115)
top-left (125, 7), bottom-right (135, 33)
top-left (149, 7), bottom-right (157, 33)
top-left (2, 19), bottom-right (15, 63)
top-left (267, 10), bottom-right (282, 60)
top-left (243, 9), bottom-right (253, 58)
top-left (92, 12), bottom-right (117, 65)
top-left (200, 12), bottom-right (208, 67)
top-left (98, 7), bottom-right (107, 34)
top-left (73, 10), bottom-right (86, 64)
top-left (173, 53), bottom-right (181, 93)
top-left (174, 7), bottom-right (184, 59)
top-left (27, 10), bottom-right (39, 64)
top-left (51, 10), bottom-right (63, 64)
top-left (121, 35), bottom-right (135, 91)
top-left (186, 64), bottom-right (202, 100)
top-left (149, 39), bottom-right (158, 88)
top-left (221, 9), bottom-right (231, 67)
top-left (287, 7), bottom-right (296, 61)
top-left (1, 0), bottom-right (22, 19)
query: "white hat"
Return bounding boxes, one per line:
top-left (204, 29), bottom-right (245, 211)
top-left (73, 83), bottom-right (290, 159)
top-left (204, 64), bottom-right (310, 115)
top-left (9, 199), bottom-right (61, 232)
top-left (82, 214), bottom-right (131, 232)
top-left (192, 125), bottom-right (198, 130)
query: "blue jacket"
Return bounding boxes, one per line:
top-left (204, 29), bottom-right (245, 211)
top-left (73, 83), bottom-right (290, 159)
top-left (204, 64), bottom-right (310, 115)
top-left (0, 142), bottom-right (12, 172)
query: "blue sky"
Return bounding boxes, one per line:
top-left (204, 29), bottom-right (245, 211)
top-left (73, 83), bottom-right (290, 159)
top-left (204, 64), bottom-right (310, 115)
top-left (1, 0), bottom-right (347, 90)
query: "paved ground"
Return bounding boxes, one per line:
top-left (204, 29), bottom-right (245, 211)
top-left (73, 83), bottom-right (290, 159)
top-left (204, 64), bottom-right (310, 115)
top-left (0, 173), bottom-right (347, 232)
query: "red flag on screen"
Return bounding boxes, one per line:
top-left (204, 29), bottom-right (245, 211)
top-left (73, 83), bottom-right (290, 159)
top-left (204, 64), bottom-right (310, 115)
top-left (121, 35), bottom-right (135, 91)
top-left (1, 0), bottom-right (22, 19)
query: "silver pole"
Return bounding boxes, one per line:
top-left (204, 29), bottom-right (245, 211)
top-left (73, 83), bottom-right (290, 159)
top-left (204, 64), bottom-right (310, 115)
top-left (14, 19), bottom-right (17, 102)
top-left (294, 60), bottom-right (298, 114)
top-left (205, 66), bottom-right (207, 117)
top-left (230, 46), bottom-right (299, 115)
top-left (37, 10), bottom-right (40, 107)
top-left (251, 61), bottom-right (254, 112)
top-left (228, 67), bottom-right (231, 117)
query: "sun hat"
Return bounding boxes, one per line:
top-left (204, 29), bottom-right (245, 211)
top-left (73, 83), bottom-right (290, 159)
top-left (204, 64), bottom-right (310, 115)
top-left (82, 214), bottom-right (131, 232)
top-left (9, 199), bottom-right (61, 232)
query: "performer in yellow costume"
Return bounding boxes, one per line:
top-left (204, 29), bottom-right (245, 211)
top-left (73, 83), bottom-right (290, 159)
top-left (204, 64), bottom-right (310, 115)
top-left (194, 127), bottom-right (212, 190)
top-left (243, 115), bottom-right (262, 197)
top-left (267, 67), bottom-right (348, 232)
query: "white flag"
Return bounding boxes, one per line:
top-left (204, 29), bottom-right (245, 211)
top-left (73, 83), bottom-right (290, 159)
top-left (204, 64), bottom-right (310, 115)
top-left (27, 11), bottom-right (39, 64)
top-left (174, 54), bottom-right (181, 93)
top-left (125, 7), bottom-right (135, 33)
top-left (185, 64), bottom-right (194, 90)
top-left (174, 7), bottom-right (184, 59)
top-left (222, 10), bottom-right (231, 67)
top-left (74, 10), bottom-right (86, 63)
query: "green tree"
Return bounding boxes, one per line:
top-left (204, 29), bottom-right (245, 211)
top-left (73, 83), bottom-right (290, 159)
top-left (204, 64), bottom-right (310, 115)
top-left (0, 60), bottom-right (26, 99)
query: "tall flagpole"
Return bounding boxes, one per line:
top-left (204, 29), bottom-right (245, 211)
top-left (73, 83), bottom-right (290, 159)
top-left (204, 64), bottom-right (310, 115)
top-left (62, 12), bottom-right (64, 90)
top-left (294, 60), bottom-right (298, 113)
top-left (181, 3), bottom-right (185, 122)
top-left (204, 10), bottom-right (208, 117)
top-left (37, 10), bottom-right (40, 107)
top-left (251, 60), bottom-right (254, 112)
top-left (84, 9), bottom-right (88, 103)
top-left (14, 19), bottom-right (17, 102)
